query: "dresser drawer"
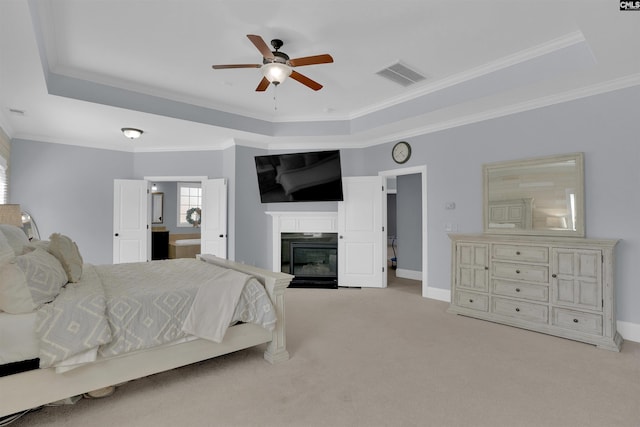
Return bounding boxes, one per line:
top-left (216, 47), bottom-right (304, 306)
top-left (492, 297), bottom-right (548, 324)
top-left (493, 244), bottom-right (548, 263)
top-left (552, 308), bottom-right (603, 336)
top-left (455, 291), bottom-right (489, 312)
top-left (492, 279), bottom-right (548, 302)
top-left (492, 262), bottom-right (549, 283)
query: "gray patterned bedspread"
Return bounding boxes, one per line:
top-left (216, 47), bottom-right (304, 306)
top-left (35, 259), bottom-right (276, 368)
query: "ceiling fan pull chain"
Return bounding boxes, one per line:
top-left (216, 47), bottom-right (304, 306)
top-left (273, 84), bottom-right (278, 111)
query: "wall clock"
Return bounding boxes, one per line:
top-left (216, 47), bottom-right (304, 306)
top-left (392, 141), bottom-right (411, 164)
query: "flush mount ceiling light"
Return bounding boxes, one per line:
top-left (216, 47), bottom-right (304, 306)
top-left (121, 128), bottom-right (143, 139)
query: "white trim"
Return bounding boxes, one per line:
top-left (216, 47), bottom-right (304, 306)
top-left (349, 31), bottom-right (587, 120)
top-left (617, 321), bottom-right (640, 344)
top-left (143, 175), bottom-right (208, 182)
top-left (395, 268), bottom-right (422, 281)
top-left (424, 287), bottom-right (451, 303)
top-left (379, 165), bottom-right (428, 298)
top-left (265, 211), bottom-right (339, 273)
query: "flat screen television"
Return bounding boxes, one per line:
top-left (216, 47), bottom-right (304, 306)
top-left (254, 150), bottom-right (344, 203)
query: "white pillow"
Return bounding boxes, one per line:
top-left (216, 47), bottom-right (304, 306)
top-left (0, 224), bottom-right (30, 255)
top-left (0, 248), bottom-right (68, 314)
top-left (49, 233), bottom-right (83, 283)
top-left (0, 231), bottom-right (13, 265)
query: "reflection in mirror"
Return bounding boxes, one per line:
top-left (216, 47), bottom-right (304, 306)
top-left (483, 153), bottom-right (584, 237)
top-left (152, 192), bottom-right (164, 224)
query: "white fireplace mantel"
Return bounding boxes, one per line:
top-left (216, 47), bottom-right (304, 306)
top-left (266, 211), bottom-right (338, 272)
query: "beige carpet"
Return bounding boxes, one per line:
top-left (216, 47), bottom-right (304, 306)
top-left (8, 275), bottom-right (640, 427)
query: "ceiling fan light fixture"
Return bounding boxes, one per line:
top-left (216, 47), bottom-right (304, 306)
top-left (261, 62), bottom-right (292, 85)
top-left (121, 127), bottom-right (143, 139)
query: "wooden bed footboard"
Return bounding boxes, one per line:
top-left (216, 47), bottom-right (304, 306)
top-left (198, 254), bottom-right (292, 363)
top-left (0, 255), bottom-right (293, 417)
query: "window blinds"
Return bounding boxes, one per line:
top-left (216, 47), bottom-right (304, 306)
top-left (0, 156), bottom-right (7, 204)
top-left (0, 127), bottom-right (9, 204)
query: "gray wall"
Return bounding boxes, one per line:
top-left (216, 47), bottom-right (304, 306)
top-left (233, 145), bottom-right (270, 268)
top-left (360, 87), bottom-right (640, 325)
top-left (396, 174), bottom-right (422, 272)
top-left (387, 193), bottom-right (397, 239)
top-left (9, 139), bottom-right (132, 264)
top-left (8, 86), bottom-right (640, 325)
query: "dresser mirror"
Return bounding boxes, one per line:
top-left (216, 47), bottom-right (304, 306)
top-left (483, 152), bottom-right (584, 237)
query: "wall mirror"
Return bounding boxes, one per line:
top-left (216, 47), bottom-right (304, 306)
top-left (152, 192), bottom-right (164, 224)
top-left (483, 153), bottom-right (584, 237)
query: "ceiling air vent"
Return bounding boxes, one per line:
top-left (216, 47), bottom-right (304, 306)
top-left (376, 62), bottom-right (427, 87)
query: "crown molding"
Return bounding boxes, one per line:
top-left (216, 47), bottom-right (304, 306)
top-left (347, 31), bottom-right (588, 121)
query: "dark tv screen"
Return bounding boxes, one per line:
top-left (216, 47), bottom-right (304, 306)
top-left (255, 150), bottom-right (344, 203)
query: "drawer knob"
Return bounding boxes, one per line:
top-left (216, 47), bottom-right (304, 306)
top-left (515, 308), bottom-right (520, 312)
top-left (552, 274), bottom-right (557, 278)
top-left (469, 299), bottom-right (474, 303)
top-left (573, 318), bottom-right (579, 323)
top-left (485, 266), bottom-right (489, 270)
top-left (516, 270), bottom-right (521, 274)
top-left (516, 251), bottom-right (521, 255)
top-left (515, 288), bottom-right (521, 292)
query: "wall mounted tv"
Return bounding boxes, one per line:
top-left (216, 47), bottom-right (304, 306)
top-left (255, 150), bottom-right (344, 203)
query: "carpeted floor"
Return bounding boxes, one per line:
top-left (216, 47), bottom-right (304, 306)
top-left (7, 273), bottom-right (640, 427)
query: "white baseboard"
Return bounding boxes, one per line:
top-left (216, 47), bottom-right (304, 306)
top-left (617, 321), bottom-right (640, 344)
top-left (395, 268), bottom-right (422, 281)
top-left (424, 287), bottom-right (450, 302)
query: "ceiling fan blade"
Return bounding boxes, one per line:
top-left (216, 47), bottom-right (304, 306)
top-left (212, 64), bottom-right (261, 69)
top-left (290, 70), bottom-right (323, 91)
top-left (247, 34), bottom-right (275, 60)
top-left (289, 54), bottom-right (334, 67)
top-left (255, 77), bottom-right (270, 92)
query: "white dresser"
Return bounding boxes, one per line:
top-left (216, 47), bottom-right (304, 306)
top-left (448, 234), bottom-right (623, 351)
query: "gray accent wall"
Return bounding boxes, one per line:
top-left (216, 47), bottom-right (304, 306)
top-left (9, 139), bottom-right (132, 264)
top-left (233, 145), bottom-right (270, 268)
top-left (7, 86), bottom-right (640, 325)
top-left (396, 174), bottom-right (422, 272)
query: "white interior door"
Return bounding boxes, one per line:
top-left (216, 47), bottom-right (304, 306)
top-left (113, 179), bottom-right (149, 264)
top-left (200, 178), bottom-right (228, 258)
top-left (338, 176), bottom-right (385, 288)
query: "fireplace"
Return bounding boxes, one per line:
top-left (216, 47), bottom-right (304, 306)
top-left (280, 232), bottom-right (338, 288)
top-left (289, 242), bottom-right (338, 288)
top-left (267, 212), bottom-right (340, 288)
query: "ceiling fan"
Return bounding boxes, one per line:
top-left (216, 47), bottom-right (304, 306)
top-left (212, 34), bottom-right (333, 91)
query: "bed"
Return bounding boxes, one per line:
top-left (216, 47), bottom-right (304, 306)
top-left (0, 223), bottom-right (292, 417)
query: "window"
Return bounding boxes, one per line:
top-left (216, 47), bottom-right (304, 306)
top-left (177, 182), bottom-right (201, 227)
top-left (0, 156), bottom-right (7, 204)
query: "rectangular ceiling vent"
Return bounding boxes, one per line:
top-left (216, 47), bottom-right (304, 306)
top-left (376, 62), bottom-right (427, 87)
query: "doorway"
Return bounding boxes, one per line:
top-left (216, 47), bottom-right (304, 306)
top-left (113, 176), bottom-right (227, 264)
top-left (379, 166), bottom-right (428, 297)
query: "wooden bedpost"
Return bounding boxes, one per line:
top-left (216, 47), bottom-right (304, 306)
top-left (262, 274), bottom-right (291, 363)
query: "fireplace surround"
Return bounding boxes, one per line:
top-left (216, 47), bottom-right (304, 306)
top-left (267, 212), bottom-right (339, 289)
